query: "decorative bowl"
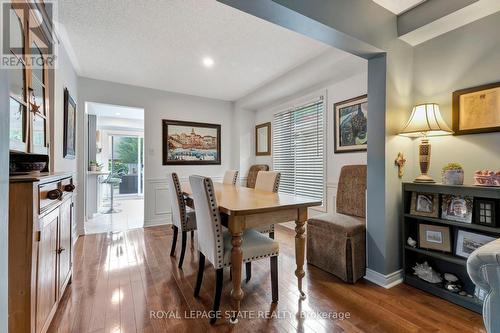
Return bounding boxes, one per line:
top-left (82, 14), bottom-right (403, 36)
top-left (11, 161), bottom-right (47, 174)
top-left (474, 170), bottom-right (500, 187)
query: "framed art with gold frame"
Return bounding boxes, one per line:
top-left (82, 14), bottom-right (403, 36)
top-left (452, 82), bottom-right (500, 135)
top-left (255, 122), bottom-right (271, 156)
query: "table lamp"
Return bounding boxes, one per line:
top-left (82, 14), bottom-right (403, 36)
top-left (399, 103), bottom-right (453, 183)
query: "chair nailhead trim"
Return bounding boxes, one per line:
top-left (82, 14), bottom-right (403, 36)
top-left (172, 172), bottom-right (196, 232)
top-left (222, 251), bottom-right (279, 267)
top-left (203, 177), bottom-right (224, 269)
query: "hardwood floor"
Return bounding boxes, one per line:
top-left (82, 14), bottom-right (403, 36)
top-left (49, 225), bottom-right (485, 333)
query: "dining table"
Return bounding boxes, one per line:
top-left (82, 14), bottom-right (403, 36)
top-left (182, 181), bottom-right (322, 323)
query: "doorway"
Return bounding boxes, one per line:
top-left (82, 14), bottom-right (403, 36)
top-left (85, 102), bottom-right (145, 234)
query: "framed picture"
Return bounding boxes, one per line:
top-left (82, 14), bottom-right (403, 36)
top-left (334, 95), bottom-right (367, 153)
top-left (418, 224), bottom-right (451, 252)
top-left (410, 192), bottom-right (439, 217)
top-left (255, 122), bottom-right (271, 156)
top-left (475, 199), bottom-right (497, 227)
top-left (162, 120), bottom-right (221, 165)
top-left (441, 195), bottom-right (473, 223)
top-left (452, 82), bottom-right (500, 135)
top-left (63, 88), bottom-right (76, 159)
top-left (455, 230), bottom-right (496, 258)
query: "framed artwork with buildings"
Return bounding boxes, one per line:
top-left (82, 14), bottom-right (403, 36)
top-left (418, 224), bottom-right (451, 252)
top-left (162, 120), bottom-right (221, 165)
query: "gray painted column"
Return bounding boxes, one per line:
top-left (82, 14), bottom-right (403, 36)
top-left (366, 54), bottom-right (388, 272)
top-left (0, 68), bottom-right (10, 332)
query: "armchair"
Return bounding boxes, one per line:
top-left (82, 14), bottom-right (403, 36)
top-left (467, 238), bottom-right (500, 333)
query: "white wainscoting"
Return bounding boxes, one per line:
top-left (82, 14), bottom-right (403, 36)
top-left (144, 177), bottom-right (333, 228)
top-left (144, 176), bottom-right (224, 227)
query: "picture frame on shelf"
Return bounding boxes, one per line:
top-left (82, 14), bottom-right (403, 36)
top-left (474, 198), bottom-right (497, 227)
top-left (455, 230), bottom-right (497, 258)
top-left (418, 224), bottom-right (452, 252)
top-left (410, 192), bottom-right (439, 218)
top-left (255, 122), bottom-right (271, 156)
top-left (442, 194), bottom-right (473, 223)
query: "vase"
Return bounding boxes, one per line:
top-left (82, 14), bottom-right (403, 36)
top-left (89, 165), bottom-right (97, 172)
top-left (442, 169), bottom-right (464, 185)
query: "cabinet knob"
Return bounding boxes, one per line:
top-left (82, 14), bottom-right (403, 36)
top-left (57, 247), bottom-right (65, 254)
top-left (47, 189), bottom-right (62, 200)
top-left (64, 184), bottom-right (76, 192)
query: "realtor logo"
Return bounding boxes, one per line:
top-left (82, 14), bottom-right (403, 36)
top-left (1, 0), bottom-right (57, 68)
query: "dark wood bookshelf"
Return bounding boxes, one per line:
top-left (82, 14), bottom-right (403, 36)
top-left (402, 182), bottom-right (500, 314)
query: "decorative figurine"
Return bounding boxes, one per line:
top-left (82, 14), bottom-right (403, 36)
top-left (413, 262), bottom-right (442, 284)
top-left (407, 237), bottom-right (417, 248)
top-left (395, 152), bottom-right (407, 178)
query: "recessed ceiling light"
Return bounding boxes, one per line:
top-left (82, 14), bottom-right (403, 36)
top-left (202, 57), bottom-right (214, 68)
top-left (115, 112), bottom-right (121, 116)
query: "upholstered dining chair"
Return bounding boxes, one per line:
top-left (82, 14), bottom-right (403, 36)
top-left (245, 171), bottom-right (280, 282)
top-left (222, 170), bottom-right (239, 185)
top-left (189, 175), bottom-right (279, 324)
top-left (166, 172), bottom-right (197, 269)
top-left (246, 164), bottom-right (269, 188)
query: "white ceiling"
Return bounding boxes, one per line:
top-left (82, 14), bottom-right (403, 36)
top-left (87, 102), bottom-right (144, 120)
top-left (372, 0), bottom-right (426, 14)
top-left (57, 0), bottom-right (330, 101)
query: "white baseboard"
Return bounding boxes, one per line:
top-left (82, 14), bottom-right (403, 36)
top-left (364, 268), bottom-right (403, 289)
top-left (143, 217), bottom-right (171, 228)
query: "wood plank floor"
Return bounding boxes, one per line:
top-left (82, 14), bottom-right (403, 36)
top-left (49, 225), bottom-right (486, 333)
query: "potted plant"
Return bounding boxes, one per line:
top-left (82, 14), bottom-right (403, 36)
top-left (442, 163), bottom-right (464, 185)
top-left (89, 160), bottom-right (97, 172)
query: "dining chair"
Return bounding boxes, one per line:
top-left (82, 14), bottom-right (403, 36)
top-left (246, 170), bottom-right (280, 281)
top-left (246, 164), bottom-right (269, 188)
top-left (222, 170), bottom-right (239, 185)
top-left (189, 175), bottom-right (279, 324)
top-left (166, 172), bottom-right (197, 269)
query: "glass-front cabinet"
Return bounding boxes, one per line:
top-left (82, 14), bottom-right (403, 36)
top-left (8, 2), bottom-right (50, 155)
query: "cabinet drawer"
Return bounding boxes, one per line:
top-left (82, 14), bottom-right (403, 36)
top-left (61, 177), bottom-right (75, 199)
top-left (39, 181), bottom-right (62, 214)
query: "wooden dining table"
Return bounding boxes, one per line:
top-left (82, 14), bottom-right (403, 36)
top-left (182, 182), bottom-right (322, 323)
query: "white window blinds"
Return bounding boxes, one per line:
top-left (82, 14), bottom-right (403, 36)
top-left (273, 97), bottom-right (324, 201)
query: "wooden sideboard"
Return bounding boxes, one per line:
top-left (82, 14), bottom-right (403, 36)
top-left (9, 173), bottom-right (75, 333)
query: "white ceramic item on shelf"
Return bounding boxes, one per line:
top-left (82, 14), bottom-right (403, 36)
top-left (413, 261), bottom-right (443, 284)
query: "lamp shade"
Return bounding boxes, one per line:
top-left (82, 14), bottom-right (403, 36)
top-left (399, 103), bottom-right (453, 137)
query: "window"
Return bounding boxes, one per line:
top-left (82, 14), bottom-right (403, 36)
top-left (273, 97), bottom-right (324, 201)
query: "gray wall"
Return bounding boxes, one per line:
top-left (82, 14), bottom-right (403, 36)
top-left (411, 11), bottom-right (500, 183)
top-left (77, 77), bottom-right (234, 230)
top-left (51, 40), bottom-right (79, 173)
top-left (220, 0), bottom-right (415, 276)
top-left (0, 68), bottom-right (10, 332)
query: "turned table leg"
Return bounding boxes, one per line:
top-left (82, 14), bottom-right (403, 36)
top-left (229, 216), bottom-right (244, 324)
top-left (295, 208), bottom-right (307, 299)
